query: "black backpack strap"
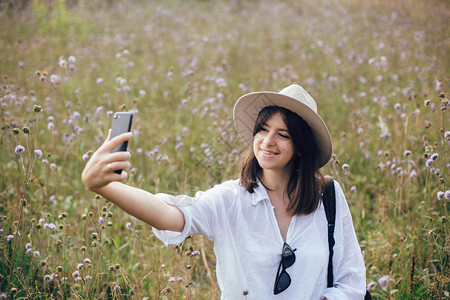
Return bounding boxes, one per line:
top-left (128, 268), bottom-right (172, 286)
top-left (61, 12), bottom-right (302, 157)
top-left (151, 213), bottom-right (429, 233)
top-left (322, 180), bottom-right (373, 299)
top-left (322, 179), bottom-right (336, 288)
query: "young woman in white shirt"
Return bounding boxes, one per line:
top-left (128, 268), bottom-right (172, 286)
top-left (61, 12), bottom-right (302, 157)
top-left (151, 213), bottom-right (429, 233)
top-left (82, 84), bottom-right (366, 299)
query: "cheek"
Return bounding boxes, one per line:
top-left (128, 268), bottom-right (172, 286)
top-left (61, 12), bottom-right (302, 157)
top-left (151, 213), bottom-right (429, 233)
top-left (253, 134), bottom-right (262, 145)
top-left (280, 142), bottom-right (294, 156)
top-left (252, 135), bottom-right (263, 153)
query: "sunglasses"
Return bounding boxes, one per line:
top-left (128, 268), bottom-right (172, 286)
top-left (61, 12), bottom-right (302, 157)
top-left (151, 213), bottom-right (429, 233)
top-left (273, 242), bottom-right (297, 295)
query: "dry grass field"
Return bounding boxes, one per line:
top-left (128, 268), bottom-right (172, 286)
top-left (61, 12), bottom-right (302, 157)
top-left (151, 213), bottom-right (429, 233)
top-left (0, 0), bottom-right (449, 298)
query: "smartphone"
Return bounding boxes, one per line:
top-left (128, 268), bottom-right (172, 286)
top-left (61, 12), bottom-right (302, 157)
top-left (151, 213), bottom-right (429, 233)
top-left (109, 112), bottom-right (133, 174)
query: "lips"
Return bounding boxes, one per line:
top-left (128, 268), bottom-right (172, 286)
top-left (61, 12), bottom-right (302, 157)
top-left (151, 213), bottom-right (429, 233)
top-left (261, 149), bottom-right (278, 156)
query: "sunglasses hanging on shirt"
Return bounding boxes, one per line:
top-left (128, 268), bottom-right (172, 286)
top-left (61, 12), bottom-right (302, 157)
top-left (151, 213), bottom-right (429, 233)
top-left (273, 242), bottom-right (297, 295)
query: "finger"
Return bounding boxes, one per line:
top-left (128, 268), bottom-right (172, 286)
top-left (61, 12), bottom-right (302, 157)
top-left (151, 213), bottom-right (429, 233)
top-left (107, 151), bottom-right (131, 163)
top-left (106, 161), bottom-right (131, 172)
top-left (103, 132), bottom-right (133, 152)
top-left (107, 169), bottom-right (128, 182)
top-left (119, 170), bottom-right (128, 181)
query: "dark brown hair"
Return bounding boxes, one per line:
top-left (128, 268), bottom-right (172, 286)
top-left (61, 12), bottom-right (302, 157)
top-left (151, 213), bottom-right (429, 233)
top-left (240, 106), bottom-right (324, 215)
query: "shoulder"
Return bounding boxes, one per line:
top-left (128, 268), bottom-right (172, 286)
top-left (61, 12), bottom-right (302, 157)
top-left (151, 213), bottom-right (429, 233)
top-left (200, 179), bottom-right (241, 199)
top-left (320, 178), bottom-right (347, 209)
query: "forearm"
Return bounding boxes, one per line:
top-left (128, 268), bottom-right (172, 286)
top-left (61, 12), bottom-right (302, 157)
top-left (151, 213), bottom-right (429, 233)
top-left (93, 181), bottom-right (185, 232)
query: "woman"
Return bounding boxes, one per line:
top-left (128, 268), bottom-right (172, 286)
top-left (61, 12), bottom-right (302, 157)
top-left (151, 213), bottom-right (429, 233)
top-left (82, 84), bottom-right (366, 299)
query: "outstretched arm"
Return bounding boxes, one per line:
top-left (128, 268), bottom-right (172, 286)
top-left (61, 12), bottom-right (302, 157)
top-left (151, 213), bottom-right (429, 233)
top-left (81, 132), bottom-right (185, 232)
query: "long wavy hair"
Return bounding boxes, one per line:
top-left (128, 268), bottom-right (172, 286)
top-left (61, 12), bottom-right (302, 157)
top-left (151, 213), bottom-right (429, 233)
top-left (240, 106), bottom-right (325, 215)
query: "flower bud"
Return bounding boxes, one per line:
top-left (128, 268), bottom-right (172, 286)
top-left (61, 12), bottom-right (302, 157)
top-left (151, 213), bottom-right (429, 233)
top-left (33, 105), bottom-right (42, 113)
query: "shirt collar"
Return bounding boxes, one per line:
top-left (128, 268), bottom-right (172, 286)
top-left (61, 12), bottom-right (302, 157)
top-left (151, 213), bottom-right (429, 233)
top-left (251, 181), bottom-right (270, 206)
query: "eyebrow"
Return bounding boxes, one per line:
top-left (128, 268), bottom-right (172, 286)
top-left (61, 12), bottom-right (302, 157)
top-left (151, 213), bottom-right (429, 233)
top-left (262, 122), bottom-right (289, 132)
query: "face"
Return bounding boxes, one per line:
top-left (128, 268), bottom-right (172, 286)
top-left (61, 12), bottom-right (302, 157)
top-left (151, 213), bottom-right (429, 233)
top-left (253, 112), bottom-right (295, 174)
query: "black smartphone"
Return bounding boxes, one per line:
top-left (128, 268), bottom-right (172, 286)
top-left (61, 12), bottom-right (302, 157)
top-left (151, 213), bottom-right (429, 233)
top-left (109, 112), bottom-right (133, 174)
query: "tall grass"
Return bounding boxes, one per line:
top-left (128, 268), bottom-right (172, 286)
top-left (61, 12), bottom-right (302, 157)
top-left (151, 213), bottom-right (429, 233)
top-left (0, 0), bottom-right (448, 298)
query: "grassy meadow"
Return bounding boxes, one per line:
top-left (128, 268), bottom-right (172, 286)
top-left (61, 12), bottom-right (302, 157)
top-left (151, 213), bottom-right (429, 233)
top-left (0, 0), bottom-right (449, 298)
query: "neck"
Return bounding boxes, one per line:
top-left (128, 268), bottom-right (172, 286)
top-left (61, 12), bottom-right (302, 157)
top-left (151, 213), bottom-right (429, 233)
top-left (261, 169), bottom-right (291, 195)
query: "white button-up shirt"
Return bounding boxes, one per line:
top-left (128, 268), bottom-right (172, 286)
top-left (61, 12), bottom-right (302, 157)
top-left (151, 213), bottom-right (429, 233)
top-left (153, 179), bottom-right (366, 299)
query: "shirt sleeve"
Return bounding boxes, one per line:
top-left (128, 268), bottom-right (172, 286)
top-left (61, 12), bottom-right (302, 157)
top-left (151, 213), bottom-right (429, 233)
top-left (321, 181), bottom-right (367, 300)
top-left (152, 180), bottom-right (238, 246)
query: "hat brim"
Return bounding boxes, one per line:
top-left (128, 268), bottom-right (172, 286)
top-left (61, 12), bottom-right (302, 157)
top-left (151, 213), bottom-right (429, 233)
top-left (233, 91), bottom-right (332, 168)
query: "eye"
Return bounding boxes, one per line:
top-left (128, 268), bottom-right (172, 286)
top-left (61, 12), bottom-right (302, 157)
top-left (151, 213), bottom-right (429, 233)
top-left (279, 133), bottom-right (290, 139)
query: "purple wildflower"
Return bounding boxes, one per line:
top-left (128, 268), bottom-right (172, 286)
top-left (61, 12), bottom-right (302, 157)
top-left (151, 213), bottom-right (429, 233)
top-left (83, 258), bottom-right (91, 264)
top-left (425, 159), bottom-right (433, 167)
top-left (113, 284), bottom-right (121, 293)
top-left (443, 190), bottom-right (450, 200)
top-left (44, 223), bottom-right (57, 231)
top-left (430, 153), bottom-right (439, 160)
top-left (378, 276), bottom-right (389, 288)
top-left (403, 150), bottom-right (411, 157)
top-left (175, 142), bottom-right (184, 150)
top-left (342, 163), bottom-right (349, 170)
top-left (72, 271), bottom-right (80, 278)
top-left (86, 275), bottom-right (92, 280)
top-left (59, 59), bottom-right (67, 67)
top-left (44, 275), bottom-right (52, 281)
top-left (7, 235), bottom-right (14, 241)
top-left (366, 281), bottom-right (377, 291)
top-left (34, 149), bottom-right (43, 159)
top-left (50, 74), bottom-right (60, 85)
top-left (169, 277), bottom-right (176, 282)
top-left (98, 217), bottom-right (105, 224)
top-left (126, 222), bottom-right (132, 230)
top-left (15, 145), bottom-right (25, 154)
top-left (77, 263), bottom-right (84, 270)
top-left (26, 243), bottom-right (32, 249)
top-left (33, 251), bottom-right (40, 257)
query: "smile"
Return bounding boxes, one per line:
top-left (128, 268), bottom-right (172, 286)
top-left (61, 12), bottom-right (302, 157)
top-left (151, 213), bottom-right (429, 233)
top-left (261, 149), bottom-right (278, 155)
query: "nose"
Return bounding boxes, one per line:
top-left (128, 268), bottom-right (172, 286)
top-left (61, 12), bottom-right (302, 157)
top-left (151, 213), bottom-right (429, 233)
top-left (262, 132), bottom-right (276, 147)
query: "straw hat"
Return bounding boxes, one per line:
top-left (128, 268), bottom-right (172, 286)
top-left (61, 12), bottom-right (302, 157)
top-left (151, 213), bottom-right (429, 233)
top-left (233, 84), bottom-right (332, 168)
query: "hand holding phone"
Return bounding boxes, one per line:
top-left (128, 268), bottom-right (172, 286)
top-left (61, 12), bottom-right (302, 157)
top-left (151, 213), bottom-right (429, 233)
top-left (109, 112), bottom-right (133, 174)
